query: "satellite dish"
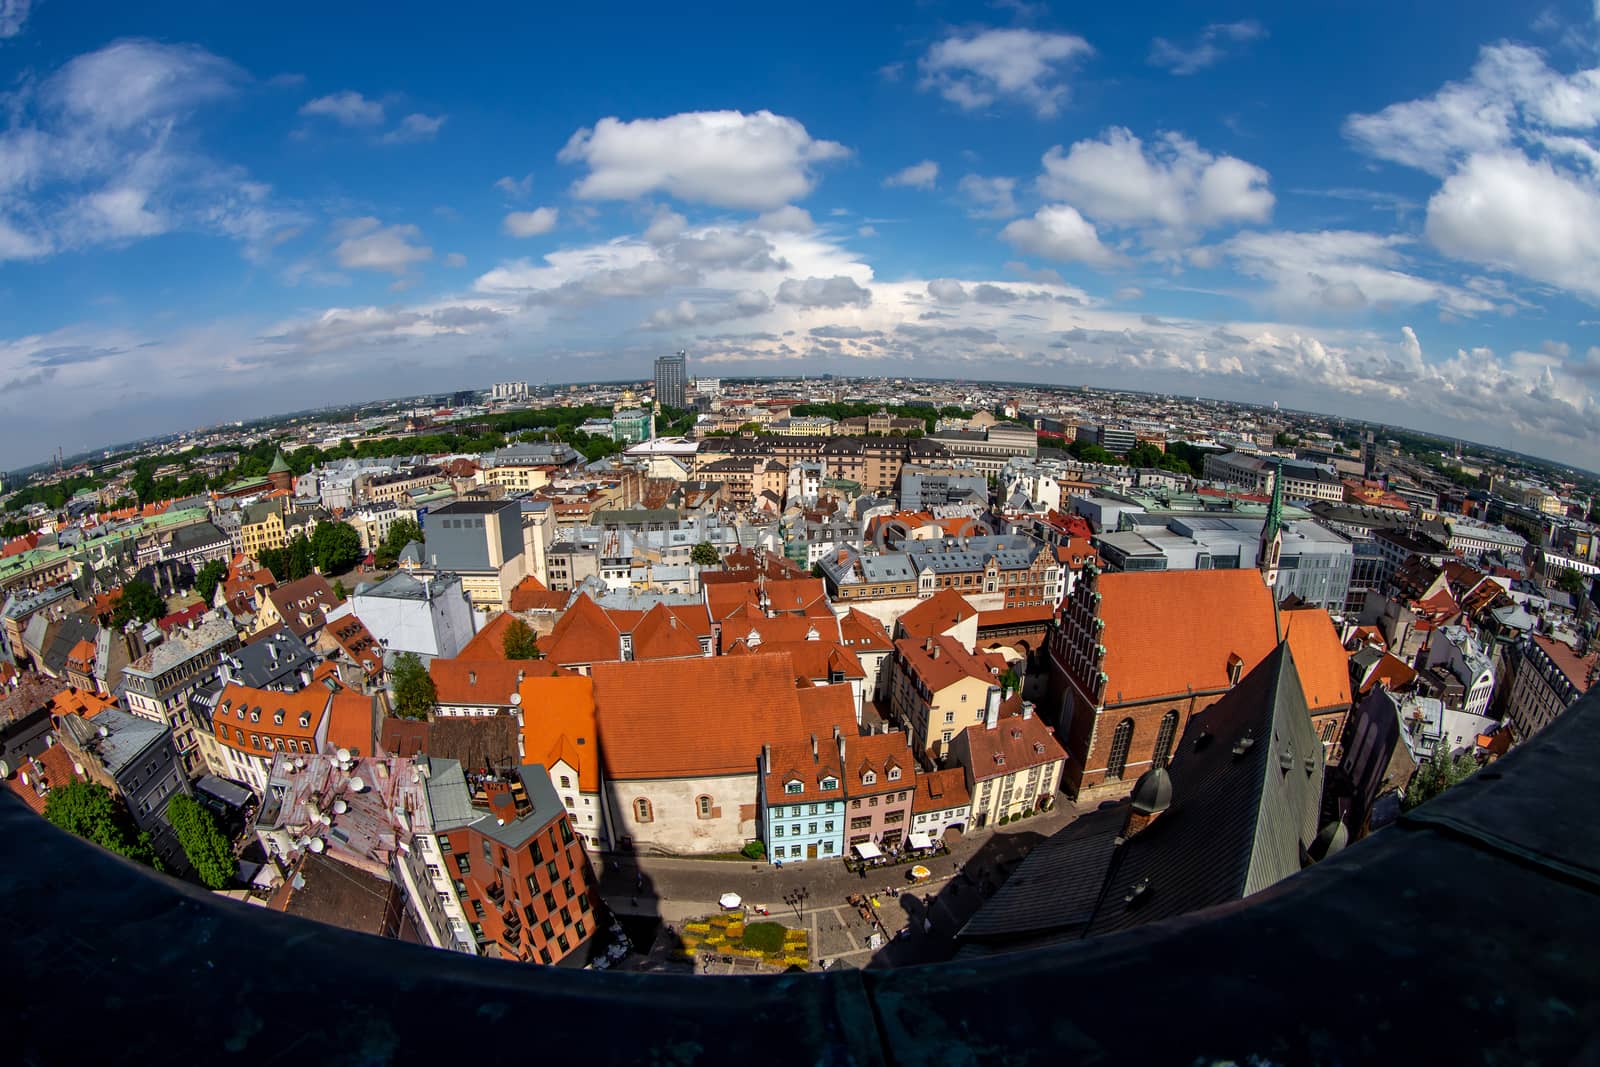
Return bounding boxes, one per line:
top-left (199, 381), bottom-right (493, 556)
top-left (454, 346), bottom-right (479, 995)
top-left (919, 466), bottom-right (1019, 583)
top-left (510, 693), bottom-right (522, 706)
top-left (0, 759), bottom-right (10, 779)
top-left (332, 799), bottom-right (348, 814)
top-left (308, 838), bottom-right (325, 853)
top-left (349, 775), bottom-right (366, 792)
top-left (18, 771), bottom-right (28, 787)
top-left (336, 747), bottom-right (352, 763)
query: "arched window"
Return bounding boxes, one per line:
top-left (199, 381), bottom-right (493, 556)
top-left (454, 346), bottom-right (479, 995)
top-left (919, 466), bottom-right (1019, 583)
top-left (696, 795), bottom-right (713, 819)
top-left (634, 798), bottom-right (653, 823)
top-left (1106, 718), bottom-right (1134, 780)
top-left (1153, 710), bottom-right (1180, 768)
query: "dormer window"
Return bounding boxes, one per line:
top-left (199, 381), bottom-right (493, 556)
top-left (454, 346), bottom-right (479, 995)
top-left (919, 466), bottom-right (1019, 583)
top-left (299, 711), bottom-right (312, 728)
top-left (862, 770), bottom-right (876, 785)
top-left (249, 709), bottom-right (260, 723)
top-left (785, 780), bottom-right (803, 795)
top-left (273, 711), bottom-right (284, 725)
top-left (821, 777), bottom-right (837, 791)
top-left (887, 766), bottom-right (901, 781)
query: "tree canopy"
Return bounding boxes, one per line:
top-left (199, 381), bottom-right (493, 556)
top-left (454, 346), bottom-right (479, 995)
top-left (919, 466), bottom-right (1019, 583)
top-left (259, 534), bottom-right (313, 582)
top-left (166, 794), bottom-right (237, 889)
top-left (690, 541), bottom-right (720, 567)
top-left (310, 519), bottom-right (364, 574)
top-left (1403, 750), bottom-right (1482, 811)
top-left (390, 652), bottom-right (436, 719)
top-left (502, 617), bottom-right (542, 660)
top-left (193, 558), bottom-right (228, 605)
top-left (44, 781), bottom-right (160, 870)
top-left (112, 579), bottom-right (166, 627)
top-left (375, 517), bottom-right (423, 568)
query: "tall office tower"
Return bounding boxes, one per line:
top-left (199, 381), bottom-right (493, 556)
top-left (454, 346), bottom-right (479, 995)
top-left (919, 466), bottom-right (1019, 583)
top-left (654, 350), bottom-right (687, 410)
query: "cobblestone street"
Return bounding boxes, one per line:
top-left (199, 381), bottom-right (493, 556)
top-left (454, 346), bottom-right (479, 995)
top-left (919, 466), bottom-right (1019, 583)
top-left (597, 799), bottom-right (1079, 970)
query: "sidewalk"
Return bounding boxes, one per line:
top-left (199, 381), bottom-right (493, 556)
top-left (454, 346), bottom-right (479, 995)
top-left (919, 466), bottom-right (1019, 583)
top-left (597, 801), bottom-right (1078, 969)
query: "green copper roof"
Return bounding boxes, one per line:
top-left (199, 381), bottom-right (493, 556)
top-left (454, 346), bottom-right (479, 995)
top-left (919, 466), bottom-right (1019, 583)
top-left (267, 451), bottom-right (292, 474)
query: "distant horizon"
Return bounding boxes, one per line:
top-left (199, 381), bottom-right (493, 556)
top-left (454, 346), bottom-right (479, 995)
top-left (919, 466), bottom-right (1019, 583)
top-left (13, 373), bottom-right (1593, 485)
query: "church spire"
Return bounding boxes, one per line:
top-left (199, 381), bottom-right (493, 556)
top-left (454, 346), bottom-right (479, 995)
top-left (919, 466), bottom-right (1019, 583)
top-left (1259, 458), bottom-right (1284, 593)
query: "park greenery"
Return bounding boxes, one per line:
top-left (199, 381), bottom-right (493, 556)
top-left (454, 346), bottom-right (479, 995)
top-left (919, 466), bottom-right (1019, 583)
top-left (390, 652), bottom-right (436, 719)
top-left (502, 618), bottom-right (542, 660)
top-left (43, 781), bottom-right (161, 870)
top-left (166, 794), bottom-right (238, 889)
top-left (374, 517), bottom-right (423, 569)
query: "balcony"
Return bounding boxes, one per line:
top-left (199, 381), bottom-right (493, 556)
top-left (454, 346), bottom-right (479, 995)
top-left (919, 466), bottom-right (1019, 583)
top-left (484, 881), bottom-right (505, 906)
top-left (2, 693), bottom-right (1597, 1063)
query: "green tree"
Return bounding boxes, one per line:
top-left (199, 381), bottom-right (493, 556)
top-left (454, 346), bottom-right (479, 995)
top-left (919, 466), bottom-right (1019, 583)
top-left (44, 781), bottom-right (160, 869)
top-left (390, 652), bottom-right (436, 720)
top-left (193, 558), bottom-right (228, 605)
top-left (310, 520), bottom-right (363, 574)
top-left (332, 579), bottom-right (348, 601)
top-left (112, 579), bottom-right (166, 627)
top-left (690, 541), bottom-right (720, 567)
top-left (1403, 750), bottom-right (1482, 811)
top-left (502, 617), bottom-right (542, 660)
top-left (166, 794), bottom-right (237, 889)
top-left (1555, 569), bottom-right (1586, 596)
top-left (279, 534), bottom-right (313, 580)
top-left (376, 517), bottom-right (423, 567)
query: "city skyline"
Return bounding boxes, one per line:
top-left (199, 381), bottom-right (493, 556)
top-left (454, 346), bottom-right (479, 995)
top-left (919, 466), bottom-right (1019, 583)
top-left (2, 2), bottom-right (1600, 466)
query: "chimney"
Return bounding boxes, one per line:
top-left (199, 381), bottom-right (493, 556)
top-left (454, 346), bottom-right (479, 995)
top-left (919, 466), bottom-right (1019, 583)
top-left (810, 733), bottom-right (818, 762)
top-left (837, 733), bottom-right (846, 762)
top-left (762, 743), bottom-right (771, 774)
top-left (984, 686), bottom-right (1001, 729)
top-left (468, 670), bottom-right (476, 685)
top-left (931, 644), bottom-right (941, 660)
top-left (1022, 701), bottom-right (1034, 720)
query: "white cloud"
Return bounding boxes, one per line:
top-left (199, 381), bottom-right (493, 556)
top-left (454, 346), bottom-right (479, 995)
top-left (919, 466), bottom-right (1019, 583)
top-left (495, 174), bottom-right (534, 198)
top-left (0, 0), bottom-right (30, 38)
top-left (1424, 152), bottom-right (1600, 299)
top-left (444, 252), bottom-right (467, 268)
top-left (1218, 229), bottom-right (1499, 315)
top-left (76, 186), bottom-right (166, 239)
top-left (885, 160), bottom-right (939, 189)
top-left (503, 207), bottom-right (559, 237)
top-left (754, 205), bottom-right (816, 233)
top-left (644, 208), bottom-right (688, 244)
top-left (1148, 20), bottom-right (1266, 75)
top-left (332, 217), bottom-right (432, 275)
top-left (858, 224), bottom-right (877, 237)
top-left (928, 279), bottom-right (969, 304)
top-left (382, 113), bottom-right (446, 143)
top-left (47, 39), bottom-right (242, 130)
top-left (958, 174), bottom-right (1019, 219)
top-left (1001, 205), bottom-right (1120, 265)
top-left (1114, 286), bottom-right (1144, 302)
top-left (918, 28), bottom-right (1094, 118)
top-left (1038, 128), bottom-right (1273, 235)
top-left (559, 110), bottom-right (848, 210)
top-left (776, 275), bottom-right (873, 309)
top-left (300, 90), bottom-right (385, 127)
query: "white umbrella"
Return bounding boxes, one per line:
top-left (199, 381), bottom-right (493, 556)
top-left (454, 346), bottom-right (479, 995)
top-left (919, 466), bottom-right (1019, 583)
top-left (719, 892), bottom-right (742, 909)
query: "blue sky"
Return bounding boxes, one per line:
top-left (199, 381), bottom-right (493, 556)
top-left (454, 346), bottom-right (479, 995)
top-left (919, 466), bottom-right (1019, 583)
top-left (2, 1), bottom-right (1599, 468)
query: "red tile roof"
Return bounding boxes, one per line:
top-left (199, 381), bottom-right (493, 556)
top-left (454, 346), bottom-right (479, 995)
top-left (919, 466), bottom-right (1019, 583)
top-left (762, 578), bottom-right (832, 617)
top-left (960, 712), bottom-right (1064, 782)
top-left (629, 603), bottom-right (707, 660)
top-left (764, 735), bottom-right (845, 805)
top-left (591, 652), bottom-right (804, 779)
top-left (796, 684), bottom-right (858, 738)
top-left (976, 604), bottom-right (1055, 629)
top-left (324, 692), bottom-right (378, 757)
top-left (3, 744), bottom-right (84, 815)
top-left (457, 611), bottom-right (520, 661)
top-left (46, 686), bottom-right (117, 719)
top-left (156, 602), bottom-right (207, 633)
top-left (509, 575), bottom-right (564, 612)
top-left (266, 574), bottom-right (339, 638)
top-left (519, 675), bottom-right (602, 792)
top-left (538, 595), bottom-right (621, 666)
top-left (839, 608), bottom-right (894, 652)
top-left (913, 766), bottom-right (971, 814)
top-left (212, 684), bottom-right (329, 753)
top-left (1283, 608), bottom-right (1354, 713)
top-left (897, 588), bottom-right (978, 639)
top-left (430, 658), bottom-right (537, 707)
top-left (1358, 651), bottom-right (1418, 695)
top-left (895, 635), bottom-right (999, 695)
top-left (379, 717), bottom-right (429, 758)
top-left (326, 613), bottom-right (384, 677)
top-left (844, 731), bottom-right (915, 797)
top-left (1532, 634), bottom-right (1599, 693)
top-left (1094, 570), bottom-right (1279, 706)
top-left (1, 532), bottom-right (40, 558)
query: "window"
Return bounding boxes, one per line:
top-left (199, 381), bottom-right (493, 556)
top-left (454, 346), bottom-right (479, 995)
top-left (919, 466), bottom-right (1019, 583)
top-left (851, 799), bottom-right (861, 809)
top-left (808, 822), bottom-right (818, 834)
top-left (541, 920), bottom-right (555, 939)
top-left (559, 819), bottom-right (574, 845)
top-left (851, 816), bottom-right (872, 830)
top-left (862, 770), bottom-right (876, 785)
top-left (634, 797), bottom-right (653, 823)
top-left (1106, 718), bottom-right (1135, 781)
top-left (482, 841), bottom-right (494, 866)
top-left (426, 863), bottom-right (442, 878)
top-left (823, 840), bottom-right (835, 854)
top-left (888, 766), bottom-right (901, 781)
top-left (563, 877), bottom-right (574, 897)
top-left (824, 820), bottom-right (834, 832)
top-left (944, 711), bottom-right (955, 723)
top-left (526, 872), bottom-right (541, 895)
top-left (471, 899), bottom-right (485, 919)
top-left (565, 796), bottom-right (575, 808)
top-left (775, 824), bottom-right (784, 837)
top-left (790, 823), bottom-right (800, 837)
top-left (560, 774), bottom-right (571, 788)
top-left (696, 795), bottom-right (713, 819)
top-left (546, 860), bottom-right (559, 882)
top-left (456, 854), bottom-right (472, 876)
top-left (539, 948), bottom-right (552, 964)
top-left (869, 796), bottom-right (878, 807)
top-left (578, 892), bottom-right (590, 912)
top-left (575, 919), bottom-right (587, 941)
top-left (529, 839), bottom-right (544, 864)
top-left (437, 835), bottom-right (452, 854)
top-left (821, 777), bottom-right (837, 791)
top-left (785, 780), bottom-right (803, 794)
top-left (557, 934), bottom-right (570, 954)
top-left (1154, 710), bottom-right (1180, 768)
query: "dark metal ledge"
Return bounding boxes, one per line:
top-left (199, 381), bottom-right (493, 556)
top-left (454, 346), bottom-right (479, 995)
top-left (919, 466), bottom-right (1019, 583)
top-left (6, 693), bottom-right (1599, 1065)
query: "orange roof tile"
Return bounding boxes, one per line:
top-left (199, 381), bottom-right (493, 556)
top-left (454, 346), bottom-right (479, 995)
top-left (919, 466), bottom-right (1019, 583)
top-left (324, 692), bottom-right (378, 757)
top-left (897, 588), bottom-right (978, 639)
top-left (763, 578), bottom-right (832, 616)
top-left (960, 712), bottom-right (1065, 782)
top-left (1095, 570), bottom-right (1279, 706)
top-left (1283, 608), bottom-right (1354, 713)
top-left (629, 603), bottom-right (707, 660)
top-left (976, 604), bottom-right (1055, 629)
top-left (796, 684), bottom-right (858, 738)
top-left (913, 766), bottom-right (971, 814)
top-left (430, 658), bottom-right (539, 706)
top-left (46, 686), bottom-right (117, 719)
top-left (839, 608), bottom-right (894, 652)
top-left (457, 611), bottom-right (520, 661)
top-left (1532, 634), bottom-right (1599, 694)
top-left (705, 581), bottom-right (763, 622)
top-left (519, 675), bottom-right (602, 792)
top-left (3, 744), bottom-right (84, 815)
top-left (844, 731), bottom-right (915, 797)
top-left (764, 735), bottom-right (845, 805)
top-left (510, 575), bottom-right (567, 612)
top-left (895, 635), bottom-right (999, 695)
top-left (213, 684), bottom-right (329, 753)
top-left (537, 595), bottom-right (622, 666)
top-left (1359, 652), bottom-right (1418, 695)
top-left (592, 652), bottom-right (804, 779)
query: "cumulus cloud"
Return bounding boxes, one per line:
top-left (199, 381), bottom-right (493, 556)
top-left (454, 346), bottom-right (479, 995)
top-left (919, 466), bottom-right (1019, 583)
top-left (642, 290), bottom-right (772, 330)
top-left (444, 252), bottom-right (467, 268)
top-left (754, 205), bottom-right (816, 233)
top-left (1038, 128), bottom-right (1274, 236)
top-left (885, 160), bottom-right (939, 189)
top-left (776, 275), bottom-right (872, 308)
top-left (1424, 152), bottom-right (1600, 299)
top-left (503, 207), bottom-right (559, 237)
top-left (663, 229), bottom-right (788, 271)
top-left (558, 110), bottom-right (849, 209)
top-left (1148, 20), bottom-right (1266, 75)
top-left (928, 279), bottom-right (969, 303)
top-left (300, 90), bottom-right (385, 127)
top-left (495, 174), bottom-right (534, 198)
top-left (1001, 205), bottom-right (1120, 265)
top-left (332, 217), bottom-right (432, 275)
top-left (918, 28), bottom-right (1094, 117)
top-left (958, 174), bottom-right (1019, 219)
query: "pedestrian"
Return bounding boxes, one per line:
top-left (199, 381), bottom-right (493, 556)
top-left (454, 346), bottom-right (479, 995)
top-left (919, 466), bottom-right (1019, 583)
top-left (631, 895), bottom-right (638, 907)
